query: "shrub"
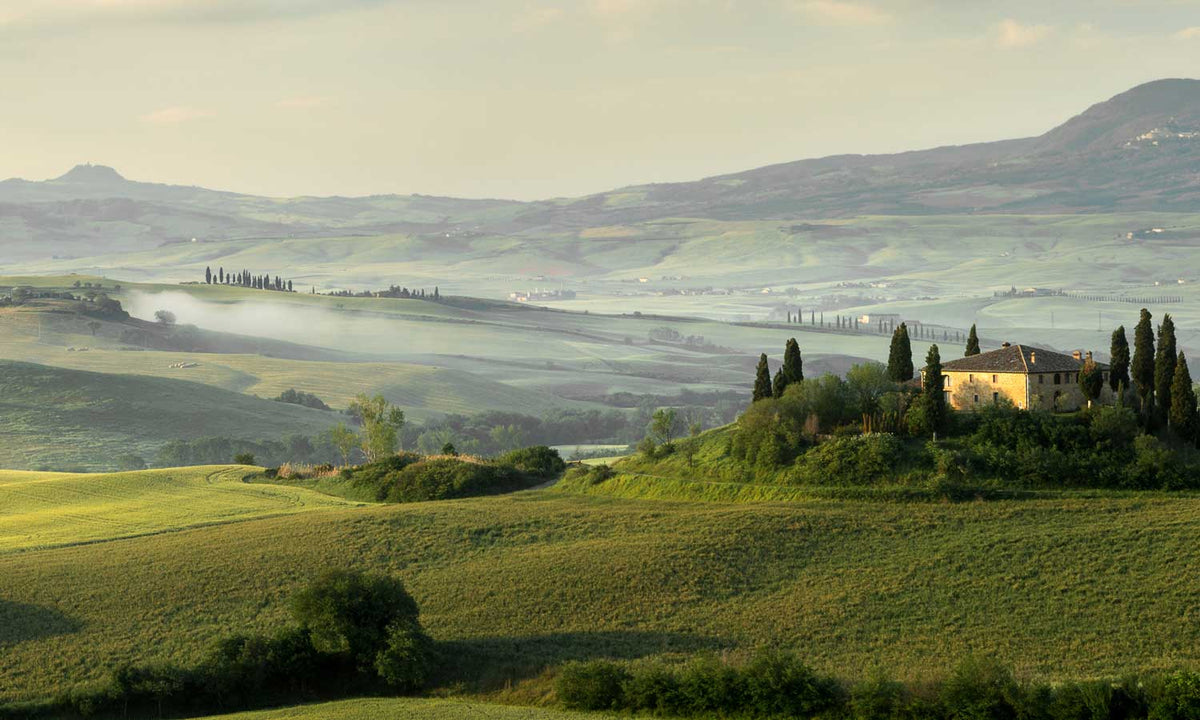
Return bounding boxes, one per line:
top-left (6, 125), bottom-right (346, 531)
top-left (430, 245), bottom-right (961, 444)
top-left (556, 660), bottom-right (630, 711)
top-left (233, 452), bottom-right (256, 466)
top-left (792, 434), bottom-right (904, 486)
top-left (742, 650), bottom-right (844, 717)
top-left (497, 446), bottom-right (566, 478)
top-left (939, 656), bottom-right (1022, 720)
top-left (1149, 670), bottom-right (1200, 720)
top-left (849, 674), bottom-right (911, 720)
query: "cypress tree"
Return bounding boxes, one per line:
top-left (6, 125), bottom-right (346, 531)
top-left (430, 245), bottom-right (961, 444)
top-left (218, 267), bottom-right (224, 283)
top-left (782, 338), bottom-right (803, 386)
top-left (205, 266), bottom-right (212, 284)
top-left (1109, 326), bottom-right (1130, 395)
top-left (1132, 309), bottom-right (1155, 412)
top-left (964, 324), bottom-right (980, 356)
top-left (1169, 351), bottom-right (1198, 443)
top-left (920, 344), bottom-right (946, 436)
top-left (887, 323), bottom-right (914, 381)
top-left (772, 368), bottom-right (786, 398)
top-left (1154, 313), bottom-right (1177, 422)
top-left (1078, 357), bottom-right (1104, 408)
top-left (752, 353), bottom-right (772, 402)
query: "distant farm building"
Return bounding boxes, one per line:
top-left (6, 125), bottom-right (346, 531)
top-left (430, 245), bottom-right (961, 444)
top-left (936, 344), bottom-right (1111, 412)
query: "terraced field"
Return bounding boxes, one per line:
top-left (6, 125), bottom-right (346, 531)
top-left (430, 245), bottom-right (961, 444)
top-left (0, 466), bottom-right (361, 552)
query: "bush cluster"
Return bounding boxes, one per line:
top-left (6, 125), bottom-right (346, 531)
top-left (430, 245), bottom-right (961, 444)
top-left (337, 446), bottom-right (564, 503)
top-left (41, 571), bottom-right (432, 719)
top-left (557, 654), bottom-right (1200, 720)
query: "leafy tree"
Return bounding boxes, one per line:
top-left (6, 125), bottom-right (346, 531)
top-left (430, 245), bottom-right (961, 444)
top-left (846, 362), bottom-right (895, 416)
top-left (782, 338), bottom-right (803, 385)
top-left (1132, 309), bottom-right (1155, 412)
top-left (650, 408), bottom-right (678, 445)
top-left (1155, 313), bottom-right (1177, 422)
top-left (86, 320), bottom-right (101, 336)
top-left (154, 309), bottom-right (176, 326)
top-left (964, 324), bottom-right (980, 356)
top-left (349, 394), bottom-right (406, 462)
top-left (1078, 357), bottom-right (1104, 408)
top-left (1169, 351), bottom-right (1198, 443)
top-left (441, 442), bottom-right (457, 456)
top-left (328, 423), bottom-right (358, 466)
top-left (752, 353), bottom-right (772, 402)
top-left (887, 323), bottom-right (914, 382)
top-left (233, 452), bottom-right (256, 466)
top-left (1109, 325), bottom-right (1130, 395)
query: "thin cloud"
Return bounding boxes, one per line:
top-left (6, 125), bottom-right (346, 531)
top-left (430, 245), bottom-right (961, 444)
top-left (995, 18), bottom-right (1052, 48)
top-left (1175, 26), bottom-right (1200, 40)
top-left (789, 0), bottom-right (890, 26)
top-left (139, 106), bottom-right (214, 124)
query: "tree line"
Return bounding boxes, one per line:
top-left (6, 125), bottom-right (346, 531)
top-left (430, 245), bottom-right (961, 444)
top-left (205, 266), bottom-right (294, 292)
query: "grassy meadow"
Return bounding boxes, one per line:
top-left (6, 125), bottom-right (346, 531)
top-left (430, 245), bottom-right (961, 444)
top-left (0, 466), bottom-right (360, 552)
top-left (1, 487), bottom-right (1196, 705)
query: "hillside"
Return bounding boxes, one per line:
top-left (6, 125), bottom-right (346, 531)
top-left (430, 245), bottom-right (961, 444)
top-left (205, 698), bottom-right (617, 719)
top-left (0, 489), bottom-right (1195, 705)
top-left (0, 466), bottom-right (360, 552)
top-left (0, 361), bottom-right (338, 470)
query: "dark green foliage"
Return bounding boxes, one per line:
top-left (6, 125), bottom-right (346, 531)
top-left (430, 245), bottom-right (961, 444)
top-left (1155, 314), bottom-right (1177, 423)
top-left (887, 323), bottom-right (914, 381)
top-left (782, 337), bottom-right (804, 385)
top-left (1078, 358), bottom-right (1105, 405)
top-left (965, 324), bottom-right (981, 356)
top-left (556, 660), bottom-right (631, 711)
top-left (939, 656), bottom-right (1021, 720)
top-left (913, 344), bottom-right (947, 436)
top-left (791, 434), bottom-right (906, 485)
top-left (1110, 325), bottom-right (1131, 394)
top-left (233, 452), bottom-right (256, 466)
top-left (274, 389), bottom-right (332, 411)
top-left (753, 353), bottom-right (772, 402)
top-left (496, 446), bottom-right (566, 478)
top-left (1132, 309), bottom-right (1156, 410)
top-left (772, 368), bottom-right (787, 398)
top-left (1169, 352), bottom-right (1198, 443)
top-left (1150, 670), bottom-right (1200, 720)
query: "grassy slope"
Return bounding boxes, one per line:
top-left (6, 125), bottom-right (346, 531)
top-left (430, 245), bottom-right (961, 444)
top-left (0, 466), bottom-right (361, 552)
top-left (205, 698), bottom-right (616, 719)
top-left (1, 490), bottom-right (1195, 704)
top-left (0, 360), bottom-right (339, 470)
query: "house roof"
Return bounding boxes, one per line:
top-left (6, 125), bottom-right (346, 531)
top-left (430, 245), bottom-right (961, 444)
top-left (941, 344), bottom-right (1107, 374)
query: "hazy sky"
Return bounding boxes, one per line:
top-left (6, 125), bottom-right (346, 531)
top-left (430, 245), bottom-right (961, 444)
top-left (2, 0), bottom-right (1199, 200)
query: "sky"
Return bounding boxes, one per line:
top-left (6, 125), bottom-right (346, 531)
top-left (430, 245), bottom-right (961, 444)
top-left (2, 0), bottom-right (1199, 200)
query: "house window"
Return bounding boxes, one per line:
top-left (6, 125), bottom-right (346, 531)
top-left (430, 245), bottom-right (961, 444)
top-left (992, 374), bottom-right (998, 383)
top-left (969, 374), bottom-right (974, 382)
top-left (944, 376), bottom-right (952, 387)
top-left (1054, 374), bottom-right (1061, 385)
top-left (993, 392), bottom-right (999, 402)
top-left (973, 394), bottom-right (979, 403)
top-left (1038, 374), bottom-right (1044, 384)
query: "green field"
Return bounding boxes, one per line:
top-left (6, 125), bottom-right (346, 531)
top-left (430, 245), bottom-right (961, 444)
top-left (205, 698), bottom-right (615, 719)
top-left (1, 477), bottom-right (1195, 705)
top-left (0, 360), bottom-right (340, 470)
top-left (0, 466), bottom-right (360, 552)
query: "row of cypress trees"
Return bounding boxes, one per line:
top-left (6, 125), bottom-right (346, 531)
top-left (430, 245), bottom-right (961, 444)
top-left (1123, 309), bottom-right (1197, 439)
top-left (752, 338), bottom-right (803, 402)
top-left (204, 265), bottom-right (294, 292)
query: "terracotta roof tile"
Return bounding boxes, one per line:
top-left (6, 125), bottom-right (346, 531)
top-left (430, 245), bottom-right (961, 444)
top-left (941, 345), bottom-right (1106, 374)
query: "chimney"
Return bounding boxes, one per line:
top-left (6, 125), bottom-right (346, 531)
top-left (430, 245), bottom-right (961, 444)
top-left (1030, 352), bottom-right (1036, 365)
top-left (1001, 341), bottom-right (1011, 348)
top-left (1072, 350), bottom-right (1082, 360)
top-left (1086, 351), bottom-right (1093, 361)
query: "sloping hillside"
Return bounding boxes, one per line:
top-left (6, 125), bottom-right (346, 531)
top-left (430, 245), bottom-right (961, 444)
top-left (0, 361), bottom-right (338, 470)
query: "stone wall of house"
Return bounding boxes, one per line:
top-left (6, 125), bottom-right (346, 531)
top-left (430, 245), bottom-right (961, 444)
top-left (944, 369), bottom-right (1114, 412)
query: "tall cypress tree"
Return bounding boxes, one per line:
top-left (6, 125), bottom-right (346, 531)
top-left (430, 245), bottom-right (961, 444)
top-left (1154, 313), bottom-right (1177, 422)
top-left (887, 323), bottom-right (914, 381)
top-left (964, 324), bottom-right (980, 356)
top-left (1109, 326), bottom-right (1130, 395)
top-left (1169, 351), bottom-right (1198, 443)
top-left (772, 368), bottom-right (787, 398)
top-left (205, 266), bottom-right (212, 285)
top-left (752, 353), bottom-right (772, 403)
top-left (920, 344), bottom-right (946, 436)
top-left (782, 338), bottom-right (803, 386)
top-left (1132, 309), bottom-right (1155, 412)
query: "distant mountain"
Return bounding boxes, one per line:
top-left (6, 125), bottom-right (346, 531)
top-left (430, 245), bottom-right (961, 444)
top-left (2, 79), bottom-right (1199, 258)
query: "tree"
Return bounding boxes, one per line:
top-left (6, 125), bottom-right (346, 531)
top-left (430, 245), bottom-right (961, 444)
top-left (205, 266), bottom-right (212, 284)
top-left (1109, 325), bottom-right (1130, 395)
top-left (349, 393), bottom-right (406, 462)
top-left (154, 309), bottom-right (176, 326)
top-left (916, 344), bottom-right (946, 436)
top-left (1169, 351), bottom-right (1197, 443)
top-left (233, 452), bottom-right (256, 465)
top-left (772, 368), bottom-right (787, 398)
top-left (964, 324), bottom-right (980, 356)
top-left (1132, 308), bottom-right (1155, 412)
top-left (650, 408), bottom-right (678, 446)
top-left (328, 423), bottom-right (358, 466)
top-left (782, 338), bottom-right (803, 385)
top-left (846, 362), bottom-right (895, 416)
top-left (887, 323), bottom-right (914, 382)
top-left (86, 320), bottom-right (101, 336)
top-left (1078, 357), bottom-right (1104, 408)
top-left (752, 353), bottom-right (772, 402)
top-left (218, 267), bottom-right (224, 284)
top-left (1154, 313), bottom-right (1177, 423)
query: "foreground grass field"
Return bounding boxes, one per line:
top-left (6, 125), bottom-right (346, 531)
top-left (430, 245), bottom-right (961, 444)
top-left (0, 466), bottom-right (360, 552)
top-left (1, 488), bottom-right (1196, 705)
top-left (205, 698), bottom-right (616, 719)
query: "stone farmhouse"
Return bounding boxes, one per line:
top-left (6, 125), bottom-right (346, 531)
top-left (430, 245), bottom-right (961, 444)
top-left (937, 343), bottom-right (1112, 412)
